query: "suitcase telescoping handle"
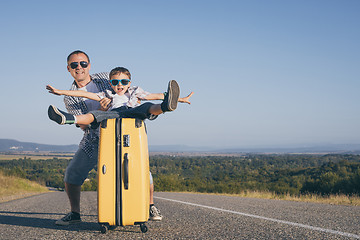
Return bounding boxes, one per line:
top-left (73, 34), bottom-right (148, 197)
top-left (124, 153), bottom-right (129, 190)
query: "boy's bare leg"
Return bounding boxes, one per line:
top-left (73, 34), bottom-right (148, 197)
top-left (48, 105), bottom-right (95, 125)
top-left (75, 114), bottom-right (95, 125)
top-left (149, 104), bottom-right (163, 115)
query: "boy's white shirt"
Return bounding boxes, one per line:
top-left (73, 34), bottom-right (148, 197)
top-left (97, 89), bottom-right (129, 110)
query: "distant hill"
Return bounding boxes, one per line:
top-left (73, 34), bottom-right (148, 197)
top-left (149, 145), bottom-right (214, 152)
top-left (0, 139), bottom-right (78, 152)
top-left (1, 139), bottom-right (360, 154)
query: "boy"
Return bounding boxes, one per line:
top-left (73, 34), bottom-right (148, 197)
top-left (47, 67), bottom-right (193, 126)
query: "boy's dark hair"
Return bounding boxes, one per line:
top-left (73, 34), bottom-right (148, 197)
top-left (109, 67), bottom-right (131, 80)
top-left (67, 50), bottom-right (90, 63)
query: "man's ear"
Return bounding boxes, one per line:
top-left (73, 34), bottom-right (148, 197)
top-left (67, 65), bottom-right (70, 72)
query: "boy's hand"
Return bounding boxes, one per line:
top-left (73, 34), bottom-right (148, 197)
top-left (46, 85), bottom-right (62, 96)
top-left (99, 97), bottom-right (112, 111)
top-left (179, 91), bottom-right (194, 104)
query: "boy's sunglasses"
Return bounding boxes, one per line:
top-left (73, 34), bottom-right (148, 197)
top-left (69, 61), bottom-right (89, 69)
top-left (110, 79), bottom-right (131, 86)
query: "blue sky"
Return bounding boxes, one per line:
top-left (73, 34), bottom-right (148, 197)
top-left (0, 0), bottom-right (359, 149)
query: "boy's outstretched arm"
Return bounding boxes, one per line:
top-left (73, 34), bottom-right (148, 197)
top-left (143, 92), bottom-right (194, 104)
top-left (142, 93), bottom-right (165, 101)
top-left (46, 85), bottom-right (101, 101)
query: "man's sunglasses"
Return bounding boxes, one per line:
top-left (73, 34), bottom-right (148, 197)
top-left (110, 79), bottom-right (131, 86)
top-left (69, 61), bottom-right (89, 69)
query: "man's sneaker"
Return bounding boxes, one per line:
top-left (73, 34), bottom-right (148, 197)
top-left (161, 80), bottom-right (180, 112)
top-left (55, 212), bottom-right (81, 226)
top-left (48, 105), bottom-right (75, 125)
top-left (149, 205), bottom-right (163, 221)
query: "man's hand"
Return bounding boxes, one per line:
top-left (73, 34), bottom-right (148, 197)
top-left (99, 97), bottom-right (112, 111)
top-left (179, 92), bottom-right (194, 104)
top-left (46, 85), bottom-right (62, 96)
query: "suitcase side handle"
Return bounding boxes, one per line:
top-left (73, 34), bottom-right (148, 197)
top-left (124, 153), bottom-right (129, 190)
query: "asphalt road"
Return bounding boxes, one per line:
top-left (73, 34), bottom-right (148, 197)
top-left (0, 191), bottom-right (359, 239)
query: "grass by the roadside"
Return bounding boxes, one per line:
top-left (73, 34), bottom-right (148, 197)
top-left (272, 192), bottom-right (360, 206)
top-left (182, 191), bottom-right (360, 206)
top-left (0, 171), bottom-right (49, 202)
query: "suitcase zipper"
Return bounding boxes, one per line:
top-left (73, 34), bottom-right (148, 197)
top-left (115, 118), bottom-right (122, 226)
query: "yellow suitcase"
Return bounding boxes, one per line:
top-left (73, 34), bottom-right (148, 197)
top-left (97, 118), bottom-right (150, 233)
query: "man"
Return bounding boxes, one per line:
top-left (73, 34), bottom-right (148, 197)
top-left (55, 50), bottom-right (162, 225)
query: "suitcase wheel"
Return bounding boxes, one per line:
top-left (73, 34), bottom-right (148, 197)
top-left (100, 224), bottom-right (108, 234)
top-left (140, 223), bottom-right (148, 233)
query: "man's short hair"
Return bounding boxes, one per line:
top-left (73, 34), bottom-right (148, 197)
top-left (67, 50), bottom-right (90, 63)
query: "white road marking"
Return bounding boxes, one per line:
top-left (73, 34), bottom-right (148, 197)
top-left (155, 196), bottom-right (360, 239)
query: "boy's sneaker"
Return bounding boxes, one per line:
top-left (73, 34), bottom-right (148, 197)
top-left (55, 212), bottom-right (81, 226)
top-left (161, 80), bottom-right (180, 112)
top-left (48, 105), bottom-right (75, 125)
top-left (149, 205), bottom-right (163, 221)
